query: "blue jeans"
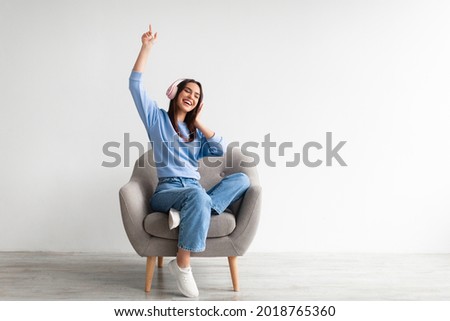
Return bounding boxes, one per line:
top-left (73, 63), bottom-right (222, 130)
top-left (150, 173), bottom-right (250, 252)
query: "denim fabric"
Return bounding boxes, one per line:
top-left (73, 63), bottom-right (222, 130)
top-left (150, 173), bottom-right (250, 252)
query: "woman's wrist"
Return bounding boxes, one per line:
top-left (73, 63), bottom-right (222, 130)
top-left (140, 43), bottom-right (153, 51)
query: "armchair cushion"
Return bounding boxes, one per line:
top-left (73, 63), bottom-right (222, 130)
top-left (144, 211), bottom-right (237, 239)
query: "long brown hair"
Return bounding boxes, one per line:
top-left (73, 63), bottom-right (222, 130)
top-left (167, 79), bottom-right (203, 142)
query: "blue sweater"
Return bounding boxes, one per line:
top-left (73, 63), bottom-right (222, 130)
top-left (129, 71), bottom-right (225, 179)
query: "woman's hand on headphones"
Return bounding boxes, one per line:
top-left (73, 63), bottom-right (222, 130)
top-left (193, 102), bottom-right (204, 129)
top-left (193, 102), bottom-right (215, 139)
top-left (141, 24), bottom-right (158, 46)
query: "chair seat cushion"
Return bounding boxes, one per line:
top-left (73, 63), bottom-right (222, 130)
top-left (144, 211), bottom-right (236, 240)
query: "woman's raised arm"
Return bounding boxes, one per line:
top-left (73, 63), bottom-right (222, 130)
top-left (132, 24), bottom-right (158, 72)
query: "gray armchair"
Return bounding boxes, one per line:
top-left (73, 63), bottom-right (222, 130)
top-left (119, 148), bottom-right (262, 293)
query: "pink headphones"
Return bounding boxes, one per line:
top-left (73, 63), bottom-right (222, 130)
top-left (166, 78), bottom-right (204, 109)
top-left (166, 78), bottom-right (186, 100)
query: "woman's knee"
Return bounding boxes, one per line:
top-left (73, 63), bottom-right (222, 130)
top-left (233, 172), bottom-right (251, 189)
top-left (184, 187), bottom-right (212, 206)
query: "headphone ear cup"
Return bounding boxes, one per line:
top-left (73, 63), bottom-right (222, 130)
top-left (166, 78), bottom-right (186, 100)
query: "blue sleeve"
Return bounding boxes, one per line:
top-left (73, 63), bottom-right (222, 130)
top-left (198, 131), bottom-right (227, 159)
top-left (128, 71), bottom-right (159, 129)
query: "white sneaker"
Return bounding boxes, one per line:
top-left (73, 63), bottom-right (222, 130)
top-left (168, 208), bottom-right (181, 230)
top-left (168, 259), bottom-right (199, 298)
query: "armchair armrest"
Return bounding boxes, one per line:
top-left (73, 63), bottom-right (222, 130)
top-left (229, 184), bottom-right (262, 255)
top-left (119, 178), bottom-right (152, 256)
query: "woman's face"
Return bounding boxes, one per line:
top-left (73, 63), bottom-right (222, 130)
top-left (176, 82), bottom-right (201, 113)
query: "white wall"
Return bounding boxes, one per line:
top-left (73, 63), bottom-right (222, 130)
top-left (1, 0), bottom-right (449, 253)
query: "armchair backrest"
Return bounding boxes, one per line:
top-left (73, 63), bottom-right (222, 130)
top-left (199, 147), bottom-right (260, 190)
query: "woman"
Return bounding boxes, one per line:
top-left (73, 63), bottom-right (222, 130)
top-left (129, 24), bottom-right (250, 298)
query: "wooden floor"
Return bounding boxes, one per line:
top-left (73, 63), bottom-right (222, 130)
top-left (1, 252), bottom-right (450, 301)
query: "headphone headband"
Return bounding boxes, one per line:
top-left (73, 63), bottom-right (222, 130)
top-left (166, 78), bottom-right (186, 100)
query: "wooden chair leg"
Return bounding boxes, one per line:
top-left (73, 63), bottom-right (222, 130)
top-left (145, 256), bottom-right (157, 293)
top-left (157, 256), bottom-right (164, 268)
top-left (228, 256), bottom-right (240, 292)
